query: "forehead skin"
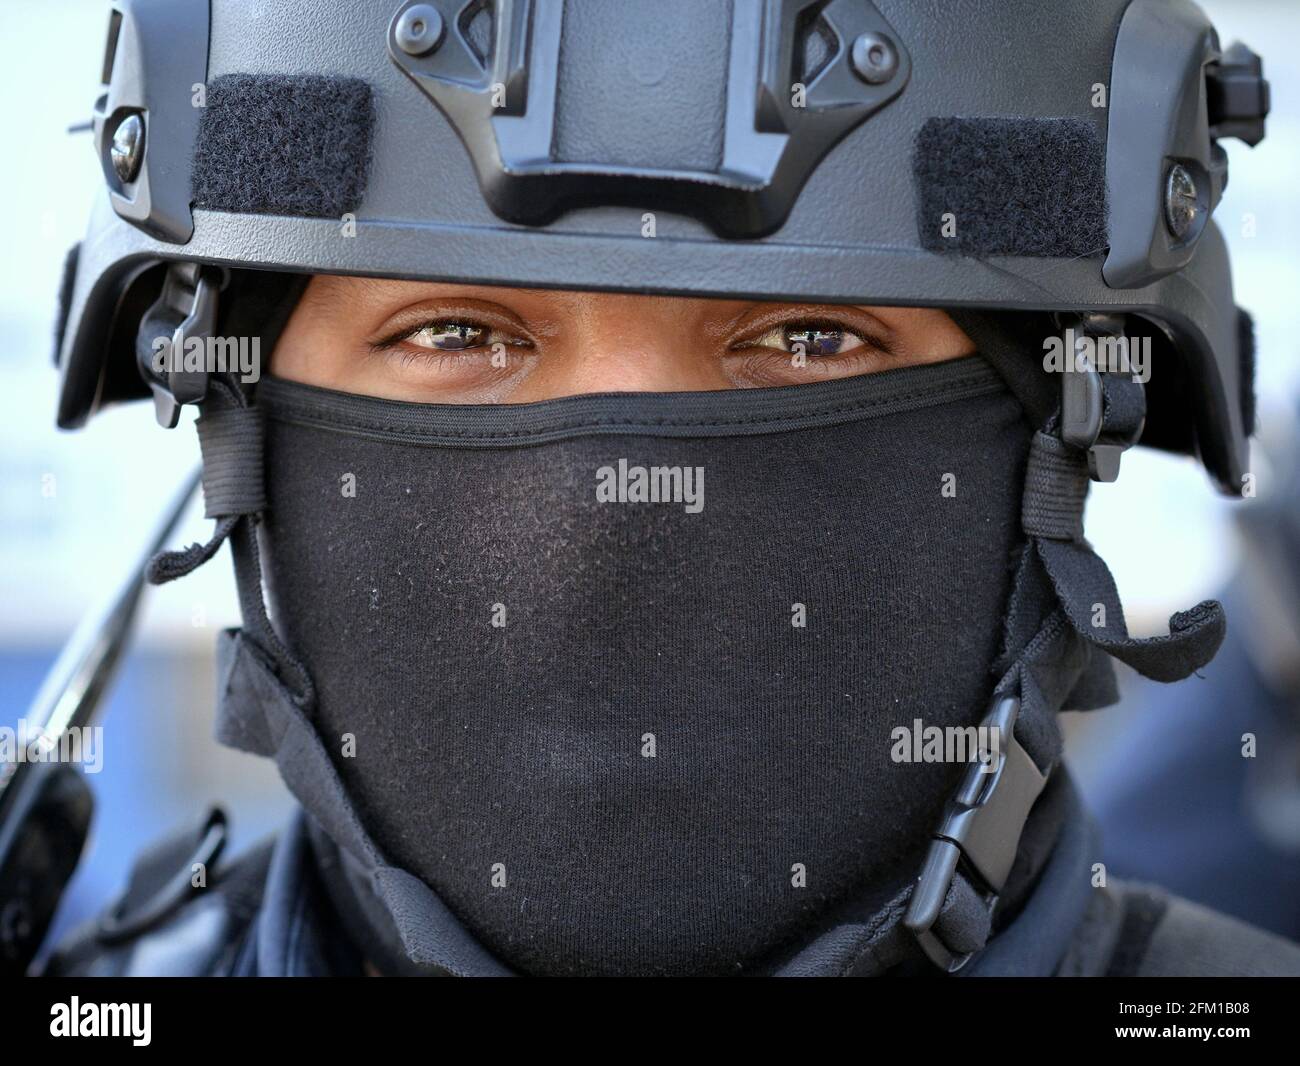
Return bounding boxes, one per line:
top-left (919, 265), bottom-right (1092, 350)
top-left (269, 274), bottom-right (977, 403)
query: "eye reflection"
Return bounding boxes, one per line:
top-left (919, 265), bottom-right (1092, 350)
top-left (413, 321), bottom-right (489, 351)
top-left (740, 322), bottom-right (868, 357)
top-left (784, 325), bottom-right (848, 356)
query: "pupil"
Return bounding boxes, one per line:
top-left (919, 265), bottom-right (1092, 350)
top-left (428, 323), bottom-right (486, 350)
top-left (785, 326), bottom-right (843, 356)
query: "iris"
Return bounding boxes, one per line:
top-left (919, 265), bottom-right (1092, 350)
top-left (784, 325), bottom-right (844, 355)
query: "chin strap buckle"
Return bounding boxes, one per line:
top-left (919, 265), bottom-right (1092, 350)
top-left (137, 262), bottom-right (222, 428)
top-left (903, 695), bottom-right (1048, 972)
top-left (1058, 313), bottom-right (1146, 483)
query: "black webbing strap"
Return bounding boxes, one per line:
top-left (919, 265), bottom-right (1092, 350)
top-left (146, 404), bottom-right (267, 584)
top-left (148, 377), bottom-right (315, 708)
top-left (1098, 367), bottom-right (1146, 440)
top-left (909, 365), bottom-right (1223, 972)
top-left (1021, 394), bottom-right (1226, 683)
top-left (146, 515), bottom-right (239, 585)
top-left (1016, 366), bottom-right (1222, 701)
top-left (146, 378), bottom-right (253, 586)
top-left (197, 406), bottom-right (267, 518)
top-left (1022, 433), bottom-right (1089, 542)
top-left (1037, 538), bottom-right (1225, 681)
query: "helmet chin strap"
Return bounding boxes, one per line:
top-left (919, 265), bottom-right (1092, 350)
top-left (902, 319), bottom-right (1226, 971)
top-left (139, 263), bottom-right (314, 697)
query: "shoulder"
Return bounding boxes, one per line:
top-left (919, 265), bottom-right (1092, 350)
top-left (1105, 881), bottom-right (1300, 977)
top-left (42, 809), bottom-right (274, 977)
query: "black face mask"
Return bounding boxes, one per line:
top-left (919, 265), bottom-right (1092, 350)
top-left (250, 355), bottom-right (1033, 977)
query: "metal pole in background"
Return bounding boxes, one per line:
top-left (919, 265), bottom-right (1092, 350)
top-left (0, 469), bottom-right (200, 973)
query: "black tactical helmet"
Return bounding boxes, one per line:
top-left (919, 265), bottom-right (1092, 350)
top-left (56, 0), bottom-right (1267, 494)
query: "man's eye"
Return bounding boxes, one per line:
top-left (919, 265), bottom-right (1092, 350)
top-left (743, 323), bottom-right (868, 357)
top-left (409, 321), bottom-right (490, 351)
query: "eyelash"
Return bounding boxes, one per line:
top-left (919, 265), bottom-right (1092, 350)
top-left (375, 316), bottom-right (892, 360)
top-left (376, 320), bottom-right (531, 353)
top-left (732, 320), bottom-right (892, 359)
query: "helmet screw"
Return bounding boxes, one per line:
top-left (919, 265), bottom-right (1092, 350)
top-left (395, 4), bottom-right (444, 56)
top-left (110, 113), bottom-right (144, 184)
top-left (1164, 163), bottom-right (1199, 240)
top-left (850, 32), bottom-right (898, 85)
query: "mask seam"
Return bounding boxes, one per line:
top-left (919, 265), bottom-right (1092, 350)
top-left (256, 371), bottom-right (1009, 445)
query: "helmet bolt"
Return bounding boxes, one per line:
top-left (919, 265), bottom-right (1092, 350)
top-left (850, 32), bottom-right (898, 85)
top-left (395, 4), bottom-right (444, 57)
top-left (1164, 163), bottom-right (1199, 240)
top-left (110, 113), bottom-right (144, 184)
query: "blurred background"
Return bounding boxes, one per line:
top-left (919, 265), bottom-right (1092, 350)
top-left (0, 1), bottom-right (292, 949)
top-left (1, 0), bottom-right (1298, 949)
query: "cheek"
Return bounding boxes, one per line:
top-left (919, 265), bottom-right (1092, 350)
top-left (268, 276), bottom-right (398, 390)
top-left (269, 314), bottom-right (414, 398)
top-left (268, 301), bottom-right (360, 387)
top-left (266, 334), bottom-right (311, 382)
top-left (269, 337), bottom-right (370, 393)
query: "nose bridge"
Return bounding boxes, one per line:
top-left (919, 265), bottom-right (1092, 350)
top-left (565, 344), bottom-right (719, 395)
top-left (559, 295), bottom-right (722, 393)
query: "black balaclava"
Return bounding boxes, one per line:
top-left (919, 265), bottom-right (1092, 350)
top-left (251, 355), bottom-right (1029, 976)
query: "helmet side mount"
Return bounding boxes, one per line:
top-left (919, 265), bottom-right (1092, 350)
top-left (1103, 0), bottom-right (1268, 290)
top-left (92, 0), bottom-right (210, 245)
